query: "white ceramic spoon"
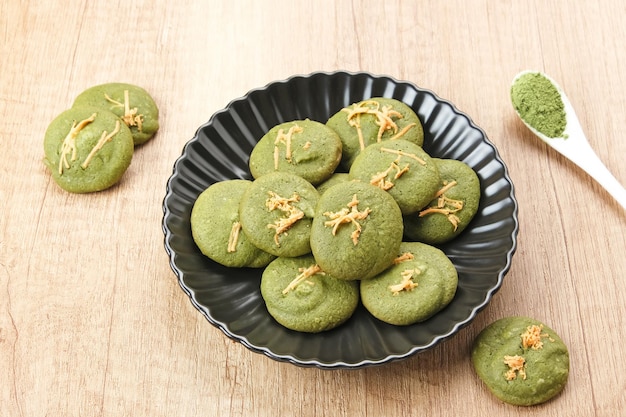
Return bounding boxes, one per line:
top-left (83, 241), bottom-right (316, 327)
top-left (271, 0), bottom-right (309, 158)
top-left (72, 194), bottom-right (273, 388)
top-left (512, 70), bottom-right (626, 210)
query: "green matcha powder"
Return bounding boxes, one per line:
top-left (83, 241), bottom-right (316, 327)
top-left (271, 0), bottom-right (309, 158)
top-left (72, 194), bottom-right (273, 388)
top-left (511, 72), bottom-right (567, 138)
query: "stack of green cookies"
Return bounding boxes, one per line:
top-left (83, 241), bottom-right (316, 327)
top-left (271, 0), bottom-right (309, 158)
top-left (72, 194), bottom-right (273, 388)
top-left (43, 82), bottom-right (159, 193)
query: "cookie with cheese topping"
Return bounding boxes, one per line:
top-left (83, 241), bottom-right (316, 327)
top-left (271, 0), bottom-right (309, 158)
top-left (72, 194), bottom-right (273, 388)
top-left (249, 119), bottom-right (342, 185)
top-left (261, 255), bottom-right (359, 333)
top-left (471, 316), bottom-right (570, 406)
top-left (73, 83), bottom-right (159, 146)
top-left (310, 181), bottom-right (403, 281)
top-left (43, 106), bottom-right (134, 193)
top-left (191, 179), bottom-right (275, 268)
top-left (326, 97), bottom-right (424, 169)
top-left (360, 242), bottom-right (457, 325)
top-left (239, 172), bottom-right (319, 257)
top-left (349, 139), bottom-right (441, 215)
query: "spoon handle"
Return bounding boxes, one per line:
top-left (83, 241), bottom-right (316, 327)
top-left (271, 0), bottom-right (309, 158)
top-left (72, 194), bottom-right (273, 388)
top-left (570, 145), bottom-right (626, 210)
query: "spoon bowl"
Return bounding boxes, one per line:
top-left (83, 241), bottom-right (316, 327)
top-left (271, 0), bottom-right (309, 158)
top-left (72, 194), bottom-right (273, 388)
top-left (512, 70), bottom-right (626, 210)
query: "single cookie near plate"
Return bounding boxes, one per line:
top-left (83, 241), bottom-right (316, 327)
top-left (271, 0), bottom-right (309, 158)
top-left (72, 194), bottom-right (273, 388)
top-left (73, 82), bottom-right (159, 145)
top-left (191, 180), bottom-right (275, 268)
top-left (239, 172), bottom-right (319, 257)
top-left (404, 158), bottom-right (480, 244)
top-left (310, 180), bottom-right (403, 281)
top-left (360, 242), bottom-right (457, 325)
top-left (349, 139), bottom-right (441, 215)
top-left (249, 119), bottom-right (342, 185)
top-left (326, 97), bottom-right (424, 169)
top-left (261, 255), bottom-right (359, 333)
top-left (43, 106), bottom-right (134, 193)
top-left (471, 316), bottom-right (570, 406)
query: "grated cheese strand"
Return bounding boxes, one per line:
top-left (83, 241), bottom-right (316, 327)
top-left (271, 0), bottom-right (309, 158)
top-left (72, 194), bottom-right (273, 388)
top-left (419, 182), bottom-right (465, 231)
top-left (58, 113), bottom-right (97, 175)
top-left (323, 194), bottom-right (371, 245)
top-left (503, 355), bottom-right (527, 380)
top-left (81, 120), bottom-right (121, 169)
top-left (282, 264), bottom-right (324, 295)
top-left (389, 268), bottom-right (420, 295)
top-left (521, 324), bottom-right (550, 350)
top-left (393, 252), bottom-right (415, 264)
top-left (104, 90), bottom-right (144, 131)
top-left (227, 221), bottom-right (242, 253)
top-left (273, 125), bottom-right (303, 169)
top-left (342, 101), bottom-right (413, 148)
top-left (265, 191), bottom-right (304, 246)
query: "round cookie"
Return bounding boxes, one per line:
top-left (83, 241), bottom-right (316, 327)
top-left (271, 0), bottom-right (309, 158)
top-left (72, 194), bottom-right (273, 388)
top-left (404, 158), bottom-right (480, 244)
top-left (310, 181), bottom-right (403, 281)
top-left (43, 106), bottom-right (134, 193)
top-left (326, 97), bottom-right (424, 169)
top-left (360, 242), bottom-right (457, 325)
top-left (239, 172), bottom-right (319, 257)
top-left (349, 139), bottom-right (441, 215)
top-left (249, 119), bottom-right (342, 185)
top-left (191, 180), bottom-right (275, 268)
top-left (316, 172), bottom-right (351, 195)
top-left (260, 255), bottom-right (359, 333)
top-left (73, 82), bottom-right (159, 145)
top-left (471, 316), bottom-right (570, 406)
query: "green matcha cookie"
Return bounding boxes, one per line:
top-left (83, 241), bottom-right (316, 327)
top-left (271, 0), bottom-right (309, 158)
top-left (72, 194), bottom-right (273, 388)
top-left (260, 255), bottom-right (359, 333)
top-left (249, 119), bottom-right (342, 185)
top-left (73, 83), bottom-right (159, 145)
top-left (239, 172), bottom-right (319, 257)
top-left (404, 158), bottom-right (480, 244)
top-left (360, 242), bottom-right (457, 325)
top-left (43, 106), bottom-right (134, 193)
top-left (310, 181), bottom-right (403, 281)
top-left (191, 180), bottom-right (275, 268)
top-left (349, 139), bottom-right (441, 215)
top-left (471, 316), bottom-right (570, 406)
top-left (326, 97), bottom-right (424, 169)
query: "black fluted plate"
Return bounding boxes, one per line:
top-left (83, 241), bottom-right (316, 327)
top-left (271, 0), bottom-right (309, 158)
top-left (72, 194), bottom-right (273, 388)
top-left (162, 71), bottom-right (519, 369)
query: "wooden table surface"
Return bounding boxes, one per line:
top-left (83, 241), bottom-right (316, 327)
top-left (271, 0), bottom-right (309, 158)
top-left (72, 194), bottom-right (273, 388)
top-left (2, 1), bottom-right (625, 415)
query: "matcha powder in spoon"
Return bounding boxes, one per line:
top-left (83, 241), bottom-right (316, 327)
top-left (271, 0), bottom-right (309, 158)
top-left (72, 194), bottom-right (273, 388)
top-left (511, 72), bottom-right (567, 138)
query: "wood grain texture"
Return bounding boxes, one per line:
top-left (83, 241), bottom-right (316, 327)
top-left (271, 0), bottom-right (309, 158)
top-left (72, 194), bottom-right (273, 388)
top-left (1, 0), bottom-right (625, 415)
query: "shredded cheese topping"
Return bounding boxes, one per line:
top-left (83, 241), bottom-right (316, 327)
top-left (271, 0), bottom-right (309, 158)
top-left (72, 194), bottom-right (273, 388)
top-left (58, 113), bottom-right (97, 174)
top-left (503, 355), bottom-right (527, 380)
top-left (282, 264), bottom-right (324, 295)
top-left (81, 120), bottom-right (121, 169)
top-left (265, 191), bottom-right (304, 246)
top-left (389, 268), bottom-right (420, 295)
top-left (105, 90), bottom-right (144, 132)
top-left (227, 221), bottom-right (242, 253)
top-left (418, 180), bottom-right (464, 230)
top-left (393, 252), bottom-right (414, 264)
top-left (521, 324), bottom-right (552, 350)
top-left (273, 125), bottom-right (303, 169)
top-left (323, 194), bottom-right (372, 245)
top-left (341, 100), bottom-right (416, 150)
top-left (369, 148), bottom-right (424, 190)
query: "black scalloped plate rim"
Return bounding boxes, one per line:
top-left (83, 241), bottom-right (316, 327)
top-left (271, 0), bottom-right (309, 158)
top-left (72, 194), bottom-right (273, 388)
top-left (162, 70), bottom-right (519, 369)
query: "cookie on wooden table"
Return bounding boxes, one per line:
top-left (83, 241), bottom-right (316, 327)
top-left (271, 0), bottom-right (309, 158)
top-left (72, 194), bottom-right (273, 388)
top-left (471, 316), bottom-right (570, 406)
top-left (73, 82), bottom-right (159, 145)
top-left (43, 106), bottom-right (134, 193)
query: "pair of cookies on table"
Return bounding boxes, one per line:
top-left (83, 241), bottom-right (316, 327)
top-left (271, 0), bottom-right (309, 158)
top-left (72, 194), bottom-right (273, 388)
top-left (43, 83), bottom-right (159, 193)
